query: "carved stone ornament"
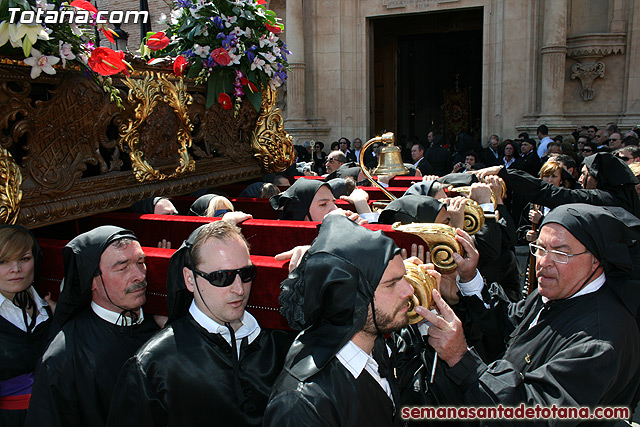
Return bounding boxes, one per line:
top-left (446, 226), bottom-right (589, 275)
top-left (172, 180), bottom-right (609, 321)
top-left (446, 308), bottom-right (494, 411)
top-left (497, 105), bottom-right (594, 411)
top-left (571, 62), bottom-right (605, 102)
top-left (119, 72), bottom-right (196, 182)
top-left (251, 86), bottom-right (295, 172)
top-left (0, 147), bottom-right (22, 225)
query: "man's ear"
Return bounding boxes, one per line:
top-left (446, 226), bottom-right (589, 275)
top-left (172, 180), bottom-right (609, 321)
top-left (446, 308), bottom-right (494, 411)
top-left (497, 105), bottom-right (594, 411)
top-left (183, 266), bottom-right (195, 293)
top-left (91, 274), bottom-right (100, 292)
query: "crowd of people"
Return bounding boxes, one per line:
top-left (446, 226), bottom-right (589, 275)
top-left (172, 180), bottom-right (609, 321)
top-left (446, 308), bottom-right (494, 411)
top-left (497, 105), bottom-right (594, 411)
top-left (1, 122), bottom-right (640, 427)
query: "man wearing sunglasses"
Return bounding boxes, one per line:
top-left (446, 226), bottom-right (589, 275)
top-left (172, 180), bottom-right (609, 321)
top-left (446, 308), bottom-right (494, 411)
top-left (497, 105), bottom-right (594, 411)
top-left (107, 221), bottom-right (294, 427)
top-left (419, 204), bottom-right (640, 422)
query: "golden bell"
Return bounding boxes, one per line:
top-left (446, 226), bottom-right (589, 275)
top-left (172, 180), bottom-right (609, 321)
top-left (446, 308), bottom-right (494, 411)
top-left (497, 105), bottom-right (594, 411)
top-left (373, 145), bottom-right (409, 176)
top-left (403, 260), bottom-right (438, 324)
top-left (358, 132), bottom-right (409, 202)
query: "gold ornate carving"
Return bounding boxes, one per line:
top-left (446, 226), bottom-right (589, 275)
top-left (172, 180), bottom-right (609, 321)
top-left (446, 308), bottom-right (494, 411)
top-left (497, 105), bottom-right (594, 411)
top-left (0, 147), bottom-right (22, 225)
top-left (251, 86), bottom-right (294, 172)
top-left (119, 72), bottom-right (195, 182)
top-left (403, 260), bottom-right (438, 324)
top-left (392, 222), bottom-right (464, 272)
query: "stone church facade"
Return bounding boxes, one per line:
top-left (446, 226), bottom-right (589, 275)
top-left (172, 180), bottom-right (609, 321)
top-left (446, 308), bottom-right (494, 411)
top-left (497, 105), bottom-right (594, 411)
top-left (102, 0), bottom-right (640, 146)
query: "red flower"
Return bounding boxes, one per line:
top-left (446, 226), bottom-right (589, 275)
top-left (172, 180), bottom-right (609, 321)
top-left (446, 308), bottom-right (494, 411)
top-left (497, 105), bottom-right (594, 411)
top-left (88, 47), bottom-right (129, 76)
top-left (265, 22), bottom-right (282, 34)
top-left (70, 0), bottom-right (97, 14)
top-left (173, 55), bottom-right (188, 76)
top-left (240, 77), bottom-right (258, 93)
top-left (256, 0), bottom-right (267, 4)
top-left (102, 27), bottom-right (118, 44)
top-left (218, 93), bottom-right (233, 110)
top-left (147, 32), bottom-right (170, 51)
top-left (211, 47), bottom-right (231, 66)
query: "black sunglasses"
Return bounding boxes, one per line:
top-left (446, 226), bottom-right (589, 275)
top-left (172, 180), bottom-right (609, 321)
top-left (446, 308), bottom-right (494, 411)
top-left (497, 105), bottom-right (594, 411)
top-left (582, 148), bottom-right (593, 153)
top-left (617, 155), bottom-right (630, 161)
top-left (193, 265), bottom-right (257, 287)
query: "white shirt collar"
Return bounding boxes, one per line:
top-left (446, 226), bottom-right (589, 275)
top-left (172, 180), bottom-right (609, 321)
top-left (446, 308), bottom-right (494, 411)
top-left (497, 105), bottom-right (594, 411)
top-left (540, 272), bottom-right (606, 304)
top-left (336, 340), bottom-right (394, 403)
top-left (91, 301), bottom-right (144, 326)
top-left (0, 286), bottom-right (49, 332)
top-left (530, 273), bottom-right (606, 329)
top-left (189, 301), bottom-right (261, 355)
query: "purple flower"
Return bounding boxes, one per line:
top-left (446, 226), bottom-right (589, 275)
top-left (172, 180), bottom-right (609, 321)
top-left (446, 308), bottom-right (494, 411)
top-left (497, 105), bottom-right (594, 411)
top-left (182, 48), bottom-right (195, 58)
top-left (246, 45), bottom-right (257, 63)
top-left (276, 70), bottom-right (287, 81)
top-left (202, 57), bottom-right (216, 68)
top-left (177, 0), bottom-right (192, 8)
top-left (212, 17), bottom-right (224, 30)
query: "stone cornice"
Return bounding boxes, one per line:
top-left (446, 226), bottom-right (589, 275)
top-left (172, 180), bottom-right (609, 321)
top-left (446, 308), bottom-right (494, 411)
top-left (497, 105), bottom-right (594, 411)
top-left (567, 33), bottom-right (626, 60)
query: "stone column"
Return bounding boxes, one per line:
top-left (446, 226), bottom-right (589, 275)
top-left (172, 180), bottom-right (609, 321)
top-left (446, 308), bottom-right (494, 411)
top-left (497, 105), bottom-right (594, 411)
top-left (539, 0), bottom-right (567, 118)
top-left (285, 0), bottom-right (306, 121)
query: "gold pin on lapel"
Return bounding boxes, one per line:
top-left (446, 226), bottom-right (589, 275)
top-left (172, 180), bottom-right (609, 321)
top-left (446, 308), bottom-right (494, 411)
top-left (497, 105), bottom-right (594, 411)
top-left (524, 353), bottom-right (531, 364)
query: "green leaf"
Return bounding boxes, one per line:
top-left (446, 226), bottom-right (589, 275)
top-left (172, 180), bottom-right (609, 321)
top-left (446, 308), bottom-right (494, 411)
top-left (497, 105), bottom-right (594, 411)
top-left (187, 58), bottom-right (202, 79)
top-left (245, 89), bottom-right (262, 113)
top-left (22, 35), bottom-right (31, 58)
top-left (206, 77), bottom-right (216, 109)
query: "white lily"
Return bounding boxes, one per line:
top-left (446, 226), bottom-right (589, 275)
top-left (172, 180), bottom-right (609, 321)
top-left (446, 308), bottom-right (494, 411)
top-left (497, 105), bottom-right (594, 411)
top-left (23, 48), bottom-right (60, 79)
top-left (250, 56), bottom-right (265, 71)
top-left (269, 75), bottom-right (283, 91)
top-left (12, 23), bottom-right (49, 57)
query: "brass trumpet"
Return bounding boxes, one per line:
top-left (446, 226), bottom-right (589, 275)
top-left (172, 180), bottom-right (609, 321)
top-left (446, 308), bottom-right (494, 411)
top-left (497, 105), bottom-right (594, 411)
top-left (403, 260), bottom-right (438, 324)
top-left (392, 222), bottom-right (464, 272)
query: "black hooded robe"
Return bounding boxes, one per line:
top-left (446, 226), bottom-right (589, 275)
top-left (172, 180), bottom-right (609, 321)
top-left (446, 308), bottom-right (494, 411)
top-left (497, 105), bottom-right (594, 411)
top-left (497, 153), bottom-right (640, 218)
top-left (265, 215), bottom-right (404, 427)
top-left (25, 309), bottom-right (159, 427)
top-left (24, 226), bottom-right (159, 427)
top-left (106, 316), bottom-right (293, 427)
top-left (441, 205), bottom-right (640, 423)
top-left (106, 224), bottom-right (295, 427)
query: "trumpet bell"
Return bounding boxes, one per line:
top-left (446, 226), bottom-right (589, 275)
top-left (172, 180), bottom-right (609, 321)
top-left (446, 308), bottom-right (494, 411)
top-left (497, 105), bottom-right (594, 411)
top-left (403, 260), bottom-right (438, 324)
top-left (392, 222), bottom-right (464, 272)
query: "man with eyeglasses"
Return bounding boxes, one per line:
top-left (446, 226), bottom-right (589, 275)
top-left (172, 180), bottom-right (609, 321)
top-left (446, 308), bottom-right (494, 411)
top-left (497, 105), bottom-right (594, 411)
top-left (418, 204), bottom-right (640, 420)
top-left (107, 221), bottom-right (294, 427)
top-left (325, 150), bottom-right (346, 175)
top-left (615, 146), bottom-right (640, 165)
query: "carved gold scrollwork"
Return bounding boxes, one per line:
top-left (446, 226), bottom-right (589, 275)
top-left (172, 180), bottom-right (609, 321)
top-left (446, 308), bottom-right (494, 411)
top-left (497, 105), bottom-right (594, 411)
top-left (119, 72), bottom-right (195, 182)
top-left (0, 148), bottom-right (22, 224)
top-left (251, 86), bottom-right (295, 172)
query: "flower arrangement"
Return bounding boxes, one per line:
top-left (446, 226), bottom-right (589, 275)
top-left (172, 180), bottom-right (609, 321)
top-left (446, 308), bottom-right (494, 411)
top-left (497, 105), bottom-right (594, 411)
top-left (143, 0), bottom-right (290, 113)
top-left (0, 0), bottom-right (129, 107)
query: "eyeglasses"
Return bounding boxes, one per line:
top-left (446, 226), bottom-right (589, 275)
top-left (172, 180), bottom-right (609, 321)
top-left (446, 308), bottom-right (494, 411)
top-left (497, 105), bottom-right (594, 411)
top-left (529, 244), bottom-right (588, 264)
top-left (326, 157), bottom-right (337, 163)
top-left (617, 155), bottom-right (630, 161)
top-left (192, 265), bottom-right (257, 287)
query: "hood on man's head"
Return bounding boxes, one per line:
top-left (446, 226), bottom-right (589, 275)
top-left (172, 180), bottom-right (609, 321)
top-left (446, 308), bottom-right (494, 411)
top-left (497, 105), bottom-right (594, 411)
top-left (166, 224), bottom-right (207, 324)
top-left (378, 195), bottom-right (444, 225)
top-left (541, 204), bottom-right (640, 314)
top-left (51, 226), bottom-right (138, 336)
top-left (404, 181), bottom-right (436, 197)
top-left (583, 152), bottom-right (639, 188)
top-left (270, 179), bottom-right (328, 221)
top-left (279, 215), bottom-right (400, 380)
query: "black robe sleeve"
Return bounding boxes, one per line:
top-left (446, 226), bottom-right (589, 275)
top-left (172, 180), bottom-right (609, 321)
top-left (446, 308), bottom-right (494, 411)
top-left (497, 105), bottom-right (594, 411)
top-left (498, 167), bottom-right (621, 209)
top-left (25, 332), bottom-right (82, 427)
